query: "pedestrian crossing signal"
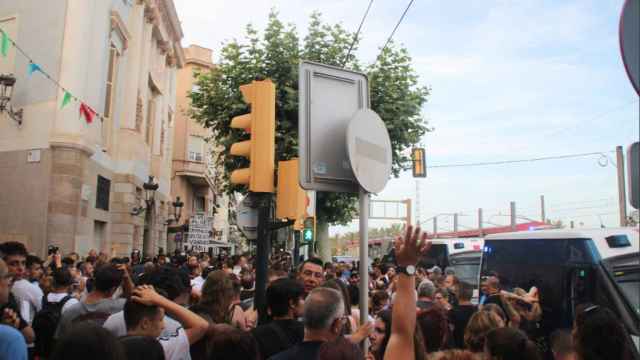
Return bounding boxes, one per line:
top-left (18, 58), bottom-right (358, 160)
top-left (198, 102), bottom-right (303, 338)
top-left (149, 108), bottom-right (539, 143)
top-left (303, 228), bottom-right (313, 241)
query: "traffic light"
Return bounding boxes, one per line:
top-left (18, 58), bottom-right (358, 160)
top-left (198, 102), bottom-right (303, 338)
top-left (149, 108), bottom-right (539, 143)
top-left (412, 147), bottom-right (426, 178)
top-left (302, 217), bottom-right (315, 244)
top-left (276, 159), bottom-right (306, 221)
top-left (229, 79), bottom-right (276, 193)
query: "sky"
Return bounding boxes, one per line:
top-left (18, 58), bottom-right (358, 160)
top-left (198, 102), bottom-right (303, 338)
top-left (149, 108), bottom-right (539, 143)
top-left (174, 0), bottom-right (640, 235)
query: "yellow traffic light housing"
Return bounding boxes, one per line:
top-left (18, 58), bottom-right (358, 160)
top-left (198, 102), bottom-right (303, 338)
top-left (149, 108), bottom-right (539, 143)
top-left (229, 79), bottom-right (276, 193)
top-left (276, 159), bottom-right (306, 221)
top-left (412, 147), bottom-right (426, 178)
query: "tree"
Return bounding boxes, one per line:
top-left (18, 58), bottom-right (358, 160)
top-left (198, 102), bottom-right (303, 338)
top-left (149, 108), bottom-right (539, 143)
top-left (190, 10), bottom-right (430, 228)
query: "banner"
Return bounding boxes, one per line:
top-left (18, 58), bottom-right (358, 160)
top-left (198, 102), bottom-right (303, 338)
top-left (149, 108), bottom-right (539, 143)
top-left (186, 214), bottom-right (214, 252)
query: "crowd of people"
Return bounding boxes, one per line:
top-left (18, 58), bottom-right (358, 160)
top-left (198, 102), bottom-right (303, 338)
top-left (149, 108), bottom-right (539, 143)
top-left (0, 225), bottom-right (636, 360)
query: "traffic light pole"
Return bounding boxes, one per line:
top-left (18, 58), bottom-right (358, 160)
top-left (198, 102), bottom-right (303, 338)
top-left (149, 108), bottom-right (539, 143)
top-left (255, 192), bottom-right (271, 326)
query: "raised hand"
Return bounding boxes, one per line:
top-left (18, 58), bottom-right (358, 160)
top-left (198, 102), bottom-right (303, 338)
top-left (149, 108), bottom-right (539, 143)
top-left (394, 225), bottom-right (430, 268)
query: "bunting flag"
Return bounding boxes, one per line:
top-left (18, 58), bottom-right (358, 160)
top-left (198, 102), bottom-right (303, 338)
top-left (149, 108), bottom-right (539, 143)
top-left (79, 103), bottom-right (95, 124)
top-left (61, 91), bottom-right (72, 109)
top-left (27, 62), bottom-right (41, 76)
top-left (0, 31), bottom-right (8, 58)
top-left (0, 26), bottom-right (104, 123)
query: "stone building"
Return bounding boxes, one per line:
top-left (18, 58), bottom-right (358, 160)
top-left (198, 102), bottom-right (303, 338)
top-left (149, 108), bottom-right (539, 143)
top-left (0, 0), bottom-right (184, 257)
top-left (170, 45), bottom-right (231, 254)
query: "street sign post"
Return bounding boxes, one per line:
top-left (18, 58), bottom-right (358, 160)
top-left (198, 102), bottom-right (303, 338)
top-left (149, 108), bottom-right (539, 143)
top-left (620, 0), bottom-right (640, 95)
top-left (346, 108), bottom-right (393, 338)
top-left (298, 61), bottom-right (369, 192)
top-left (628, 142), bottom-right (639, 209)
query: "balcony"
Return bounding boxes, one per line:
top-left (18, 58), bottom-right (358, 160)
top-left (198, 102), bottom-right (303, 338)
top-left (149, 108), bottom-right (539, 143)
top-left (173, 157), bottom-right (215, 190)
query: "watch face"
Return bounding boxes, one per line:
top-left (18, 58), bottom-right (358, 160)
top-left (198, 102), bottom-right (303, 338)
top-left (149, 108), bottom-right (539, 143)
top-left (406, 265), bottom-right (416, 275)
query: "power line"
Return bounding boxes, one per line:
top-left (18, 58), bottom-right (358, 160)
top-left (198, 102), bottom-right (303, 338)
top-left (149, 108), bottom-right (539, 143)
top-left (375, 0), bottom-right (415, 61)
top-left (343, 0), bottom-right (374, 67)
top-left (428, 151), bottom-right (614, 169)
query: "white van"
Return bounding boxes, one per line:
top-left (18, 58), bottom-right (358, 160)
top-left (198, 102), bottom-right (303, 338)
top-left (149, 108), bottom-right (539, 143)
top-left (481, 228), bottom-right (639, 358)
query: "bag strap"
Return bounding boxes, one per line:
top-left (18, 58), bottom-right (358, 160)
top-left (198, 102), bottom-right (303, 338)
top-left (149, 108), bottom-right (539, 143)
top-left (58, 295), bottom-right (73, 308)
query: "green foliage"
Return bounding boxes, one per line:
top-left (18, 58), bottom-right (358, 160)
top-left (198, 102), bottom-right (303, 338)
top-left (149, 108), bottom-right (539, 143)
top-left (189, 10), bottom-right (430, 225)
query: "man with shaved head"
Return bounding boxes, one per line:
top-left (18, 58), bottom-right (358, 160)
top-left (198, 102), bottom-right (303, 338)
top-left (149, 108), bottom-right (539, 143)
top-left (270, 287), bottom-right (345, 360)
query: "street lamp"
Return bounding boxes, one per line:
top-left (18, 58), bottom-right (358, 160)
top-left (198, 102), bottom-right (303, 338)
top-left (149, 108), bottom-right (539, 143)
top-left (131, 176), bottom-right (159, 216)
top-left (0, 74), bottom-right (23, 125)
top-left (165, 196), bottom-right (184, 225)
top-left (143, 176), bottom-right (159, 205)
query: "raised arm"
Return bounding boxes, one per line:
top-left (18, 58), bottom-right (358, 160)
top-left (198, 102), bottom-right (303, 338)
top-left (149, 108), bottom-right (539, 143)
top-left (384, 226), bottom-right (430, 360)
top-left (132, 285), bottom-right (209, 345)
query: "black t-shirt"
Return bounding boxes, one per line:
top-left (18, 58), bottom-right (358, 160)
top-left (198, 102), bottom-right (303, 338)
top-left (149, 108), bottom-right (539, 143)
top-left (268, 340), bottom-right (323, 360)
top-left (252, 319), bottom-right (304, 360)
top-left (449, 304), bottom-right (477, 349)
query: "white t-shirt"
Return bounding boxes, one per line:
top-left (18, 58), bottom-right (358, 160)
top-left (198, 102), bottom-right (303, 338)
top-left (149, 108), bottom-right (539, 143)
top-left (159, 327), bottom-right (190, 360)
top-left (103, 310), bottom-right (184, 340)
top-left (11, 279), bottom-right (43, 324)
top-left (46, 293), bottom-right (79, 314)
top-left (190, 276), bottom-right (205, 292)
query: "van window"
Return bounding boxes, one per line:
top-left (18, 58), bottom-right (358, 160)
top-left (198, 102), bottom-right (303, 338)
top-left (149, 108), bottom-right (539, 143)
top-left (613, 268), bottom-right (640, 318)
top-left (418, 244), bottom-right (449, 269)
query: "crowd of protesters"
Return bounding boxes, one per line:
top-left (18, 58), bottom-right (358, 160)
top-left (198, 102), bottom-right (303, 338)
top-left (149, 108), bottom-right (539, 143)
top-left (0, 225), bottom-right (636, 360)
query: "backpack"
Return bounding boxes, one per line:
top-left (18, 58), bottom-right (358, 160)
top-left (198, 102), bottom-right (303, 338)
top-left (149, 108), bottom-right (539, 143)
top-left (32, 295), bottom-right (73, 357)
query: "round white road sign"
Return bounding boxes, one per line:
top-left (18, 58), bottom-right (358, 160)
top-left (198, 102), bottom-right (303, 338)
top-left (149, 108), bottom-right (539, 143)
top-left (346, 109), bottom-right (392, 194)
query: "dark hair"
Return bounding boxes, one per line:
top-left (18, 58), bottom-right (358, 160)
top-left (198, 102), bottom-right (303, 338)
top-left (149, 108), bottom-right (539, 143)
top-left (93, 265), bottom-right (123, 293)
top-left (301, 257), bottom-right (323, 270)
top-left (119, 336), bottom-right (165, 360)
top-left (417, 307), bottom-right (450, 353)
top-left (52, 268), bottom-right (73, 288)
top-left (141, 266), bottom-right (189, 301)
top-left (485, 327), bottom-right (540, 360)
top-left (207, 325), bottom-right (259, 360)
top-left (51, 322), bottom-right (125, 360)
top-left (573, 305), bottom-right (634, 360)
top-left (26, 254), bottom-right (43, 268)
top-left (375, 310), bottom-right (393, 360)
top-left (266, 278), bottom-right (304, 317)
top-left (62, 257), bottom-right (75, 267)
top-left (457, 281), bottom-right (473, 301)
top-left (318, 336), bottom-right (364, 360)
top-left (0, 241), bottom-right (27, 259)
top-left (123, 300), bottom-right (161, 331)
top-left (376, 310), bottom-right (427, 360)
top-left (550, 329), bottom-right (573, 356)
top-left (371, 290), bottom-right (389, 313)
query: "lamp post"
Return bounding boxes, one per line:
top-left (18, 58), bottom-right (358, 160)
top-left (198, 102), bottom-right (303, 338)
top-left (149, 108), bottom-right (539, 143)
top-left (0, 74), bottom-right (23, 125)
top-left (172, 196), bottom-right (184, 222)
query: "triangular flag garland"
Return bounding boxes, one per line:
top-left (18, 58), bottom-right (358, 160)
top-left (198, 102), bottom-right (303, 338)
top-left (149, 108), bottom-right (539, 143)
top-left (27, 62), bottom-right (41, 76)
top-left (79, 103), bottom-right (95, 124)
top-left (0, 30), bottom-right (8, 58)
top-left (0, 26), bottom-right (104, 123)
top-left (61, 91), bottom-right (72, 109)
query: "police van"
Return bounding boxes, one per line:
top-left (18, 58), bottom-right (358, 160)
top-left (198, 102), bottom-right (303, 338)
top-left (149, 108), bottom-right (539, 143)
top-left (480, 228), bottom-right (639, 357)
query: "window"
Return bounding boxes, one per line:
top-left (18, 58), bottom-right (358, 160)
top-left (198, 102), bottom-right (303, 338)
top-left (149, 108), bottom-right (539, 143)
top-left (193, 196), bottom-right (205, 214)
top-left (208, 199), bottom-right (215, 217)
top-left (188, 135), bottom-right (205, 162)
top-left (96, 175), bottom-right (111, 211)
top-left (102, 45), bottom-right (119, 151)
top-left (146, 94), bottom-right (155, 145)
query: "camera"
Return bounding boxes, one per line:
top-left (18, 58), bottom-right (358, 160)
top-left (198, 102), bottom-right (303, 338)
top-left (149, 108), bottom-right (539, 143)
top-left (48, 245), bottom-right (59, 255)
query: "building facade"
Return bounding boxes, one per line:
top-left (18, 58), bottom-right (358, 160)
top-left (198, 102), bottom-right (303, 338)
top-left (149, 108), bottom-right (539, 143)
top-left (0, 0), bottom-right (184, 257)
top-left (170, 45), bottom-right (231, 254)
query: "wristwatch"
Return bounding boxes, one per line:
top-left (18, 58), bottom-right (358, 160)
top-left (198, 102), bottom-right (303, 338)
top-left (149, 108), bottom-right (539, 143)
top-left (396, 265), bottom-right (416, 276)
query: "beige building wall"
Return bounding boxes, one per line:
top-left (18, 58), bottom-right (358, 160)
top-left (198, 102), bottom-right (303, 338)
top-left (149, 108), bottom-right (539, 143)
top-left (169, 45), bottom-right (230, 254)
top-left (0, 0), bottom-right (184, 257)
